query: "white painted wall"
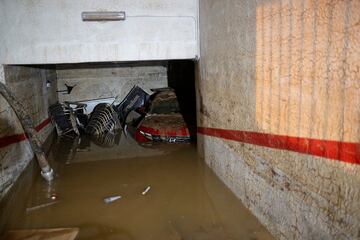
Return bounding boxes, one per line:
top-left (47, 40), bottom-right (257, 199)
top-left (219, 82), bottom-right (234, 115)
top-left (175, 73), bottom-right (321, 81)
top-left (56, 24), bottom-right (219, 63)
top-left (0, 0), bottom-right (198, 64)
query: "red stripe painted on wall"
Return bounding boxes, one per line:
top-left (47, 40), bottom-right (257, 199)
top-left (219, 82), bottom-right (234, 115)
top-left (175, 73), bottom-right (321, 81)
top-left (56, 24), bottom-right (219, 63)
top-left (198, 127), bottom-right (360, 165)
top-left (0, 118), bottom-right (51, 149)
top-left (34, 118), bottom-right (51, 132)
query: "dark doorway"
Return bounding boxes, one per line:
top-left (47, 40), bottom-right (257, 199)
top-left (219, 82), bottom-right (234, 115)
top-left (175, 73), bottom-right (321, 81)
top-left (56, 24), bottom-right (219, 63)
top-left (167, 60), bottom-right (197, 141)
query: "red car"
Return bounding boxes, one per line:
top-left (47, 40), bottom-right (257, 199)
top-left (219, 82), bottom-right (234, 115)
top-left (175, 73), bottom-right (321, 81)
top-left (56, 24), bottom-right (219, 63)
top-left (130, 89), bottom-right (191, 143)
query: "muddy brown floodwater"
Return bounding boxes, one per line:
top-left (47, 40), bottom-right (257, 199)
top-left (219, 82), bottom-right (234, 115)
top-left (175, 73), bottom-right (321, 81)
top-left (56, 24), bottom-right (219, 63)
top-left (0, 134), bottom-right (273, 240)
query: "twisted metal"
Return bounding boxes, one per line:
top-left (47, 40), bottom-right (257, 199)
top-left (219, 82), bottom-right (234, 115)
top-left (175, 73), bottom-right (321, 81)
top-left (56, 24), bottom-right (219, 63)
top-left (85, 103), bottom-right (121, 136)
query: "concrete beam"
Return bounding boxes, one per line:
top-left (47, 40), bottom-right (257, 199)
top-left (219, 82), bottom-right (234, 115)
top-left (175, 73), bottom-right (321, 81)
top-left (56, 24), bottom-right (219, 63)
top-left (0, 0), bottom-right (199, 64)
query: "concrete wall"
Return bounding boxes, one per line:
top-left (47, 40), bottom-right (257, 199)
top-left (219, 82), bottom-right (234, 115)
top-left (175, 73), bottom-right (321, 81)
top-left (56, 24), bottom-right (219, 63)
top-left (56, 62), bottom-right (167, 102)
top-left (0, 0), bottom-right (199, 64)
top-left (197, 0), bottom-right (359, 239)
top-left (0, 65), bottom-right (57, 199)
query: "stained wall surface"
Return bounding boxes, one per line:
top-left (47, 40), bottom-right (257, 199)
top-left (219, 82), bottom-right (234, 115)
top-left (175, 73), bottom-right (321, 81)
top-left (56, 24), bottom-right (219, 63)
top-left (0, 65), bottom-right (57, 199)
top-left (56, 63), bottom-right (167, 102)
top-left (198, 0), bottom-right (360, 239)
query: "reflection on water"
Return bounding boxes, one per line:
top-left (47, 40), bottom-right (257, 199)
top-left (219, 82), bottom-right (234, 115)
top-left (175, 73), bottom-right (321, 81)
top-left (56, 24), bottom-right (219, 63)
top-left (0, 135), bottom-right (273, 240)
top-left (91, 132), bottom-right (121, 148)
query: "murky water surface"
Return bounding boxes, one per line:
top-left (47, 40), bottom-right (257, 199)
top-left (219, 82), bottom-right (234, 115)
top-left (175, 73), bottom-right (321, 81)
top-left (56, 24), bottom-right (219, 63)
top-left (1, 134), bottom-right (273, 239)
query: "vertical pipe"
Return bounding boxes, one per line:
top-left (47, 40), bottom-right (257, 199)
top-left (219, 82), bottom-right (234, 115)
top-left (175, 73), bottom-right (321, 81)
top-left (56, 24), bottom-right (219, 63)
top-left (0, 82), bottom-right (54, 182)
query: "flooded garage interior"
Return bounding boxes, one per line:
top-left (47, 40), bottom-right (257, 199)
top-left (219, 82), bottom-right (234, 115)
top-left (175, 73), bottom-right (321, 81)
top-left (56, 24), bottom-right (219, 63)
top-left (0, 62), bottom-right (273, 240)
top-left (0, 0), bottom-right (359, 239)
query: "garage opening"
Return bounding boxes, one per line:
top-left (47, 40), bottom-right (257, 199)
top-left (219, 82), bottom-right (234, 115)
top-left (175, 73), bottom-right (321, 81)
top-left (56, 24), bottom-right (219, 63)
top-left (0, 0), bottom-right (359, 238)
top-left (0, 62), bottom-right (273, 239)
top-left (53, 60), bottom-right (197, 143)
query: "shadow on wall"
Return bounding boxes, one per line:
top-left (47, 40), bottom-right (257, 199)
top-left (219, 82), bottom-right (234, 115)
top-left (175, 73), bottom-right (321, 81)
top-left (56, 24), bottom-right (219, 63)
top-left (0, 97), bottom-right (28, 149)
top-left (0, 117), bottom-right (18, 140)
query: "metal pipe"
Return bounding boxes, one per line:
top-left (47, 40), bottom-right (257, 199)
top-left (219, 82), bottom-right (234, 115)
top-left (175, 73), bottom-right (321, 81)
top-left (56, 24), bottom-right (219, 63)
top-left (0, 82), bottom-right (54, 182)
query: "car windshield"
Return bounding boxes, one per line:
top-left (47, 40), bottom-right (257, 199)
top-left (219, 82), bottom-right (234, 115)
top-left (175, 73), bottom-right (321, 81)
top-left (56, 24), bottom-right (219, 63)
top-left (148, 90), bottom-right (180, 114)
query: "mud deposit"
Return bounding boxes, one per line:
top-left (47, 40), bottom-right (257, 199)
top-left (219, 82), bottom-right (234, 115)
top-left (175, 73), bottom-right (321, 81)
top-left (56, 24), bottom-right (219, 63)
top-left (0, 135), bottom-right (273, 240)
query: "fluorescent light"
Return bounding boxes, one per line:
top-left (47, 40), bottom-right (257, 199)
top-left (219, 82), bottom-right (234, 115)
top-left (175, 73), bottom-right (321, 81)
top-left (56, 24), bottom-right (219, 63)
top-left (82, 11), bottom-right (126, 21)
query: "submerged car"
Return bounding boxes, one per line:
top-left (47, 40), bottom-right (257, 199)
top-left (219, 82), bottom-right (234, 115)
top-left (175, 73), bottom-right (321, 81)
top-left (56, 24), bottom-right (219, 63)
top-left (129, 89), bottom-right (191, 143)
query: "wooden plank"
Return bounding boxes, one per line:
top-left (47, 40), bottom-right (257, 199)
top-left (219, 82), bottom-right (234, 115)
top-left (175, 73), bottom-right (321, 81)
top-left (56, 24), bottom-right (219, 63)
top-left (3, 228), bottom-right (79, 240)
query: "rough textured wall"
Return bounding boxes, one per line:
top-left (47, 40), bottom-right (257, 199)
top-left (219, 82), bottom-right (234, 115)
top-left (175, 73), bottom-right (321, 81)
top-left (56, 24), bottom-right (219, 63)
top-left (56, 63), bottom-right (168, 102)
top-left (0, 65), bottom-right (57, 199)
top-left (198, 0), bottom-right (359, 239)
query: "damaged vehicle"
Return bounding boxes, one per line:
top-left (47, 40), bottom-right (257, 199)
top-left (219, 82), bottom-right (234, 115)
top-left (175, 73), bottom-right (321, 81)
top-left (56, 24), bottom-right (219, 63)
top-left (127, 88), bottom-right (191, 143)
top-left (85, 103), bottom-right (121, 136)
top-left (49, 102), bottom-right (80, 137)
top-left (113, 85), bottom-right (150, 127)
top-left (50, 85), bottom-right (191, 145)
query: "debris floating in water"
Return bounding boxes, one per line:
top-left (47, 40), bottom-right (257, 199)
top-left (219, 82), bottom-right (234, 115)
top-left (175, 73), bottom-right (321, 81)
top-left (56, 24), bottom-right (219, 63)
top-left (50, 193), bottom-right (59, 200)
top-left (142, 186), bottom-right (151, 195)
top-left (26, 201), bottom-right (59, 212)
top-left (103, 195), bottom-right (122, 204)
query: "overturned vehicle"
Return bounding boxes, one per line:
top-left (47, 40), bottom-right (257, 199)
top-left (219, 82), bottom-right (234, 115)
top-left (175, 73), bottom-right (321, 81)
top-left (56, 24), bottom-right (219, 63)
top-left (49, 86), bottom-right (192, 144)
top-left (125, 88), bottom-right (191, 144)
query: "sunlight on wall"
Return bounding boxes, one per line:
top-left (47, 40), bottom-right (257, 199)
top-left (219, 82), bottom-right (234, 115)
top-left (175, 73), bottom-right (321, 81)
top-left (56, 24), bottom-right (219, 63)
top-left (255, 0), bottom-right (359, 142)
